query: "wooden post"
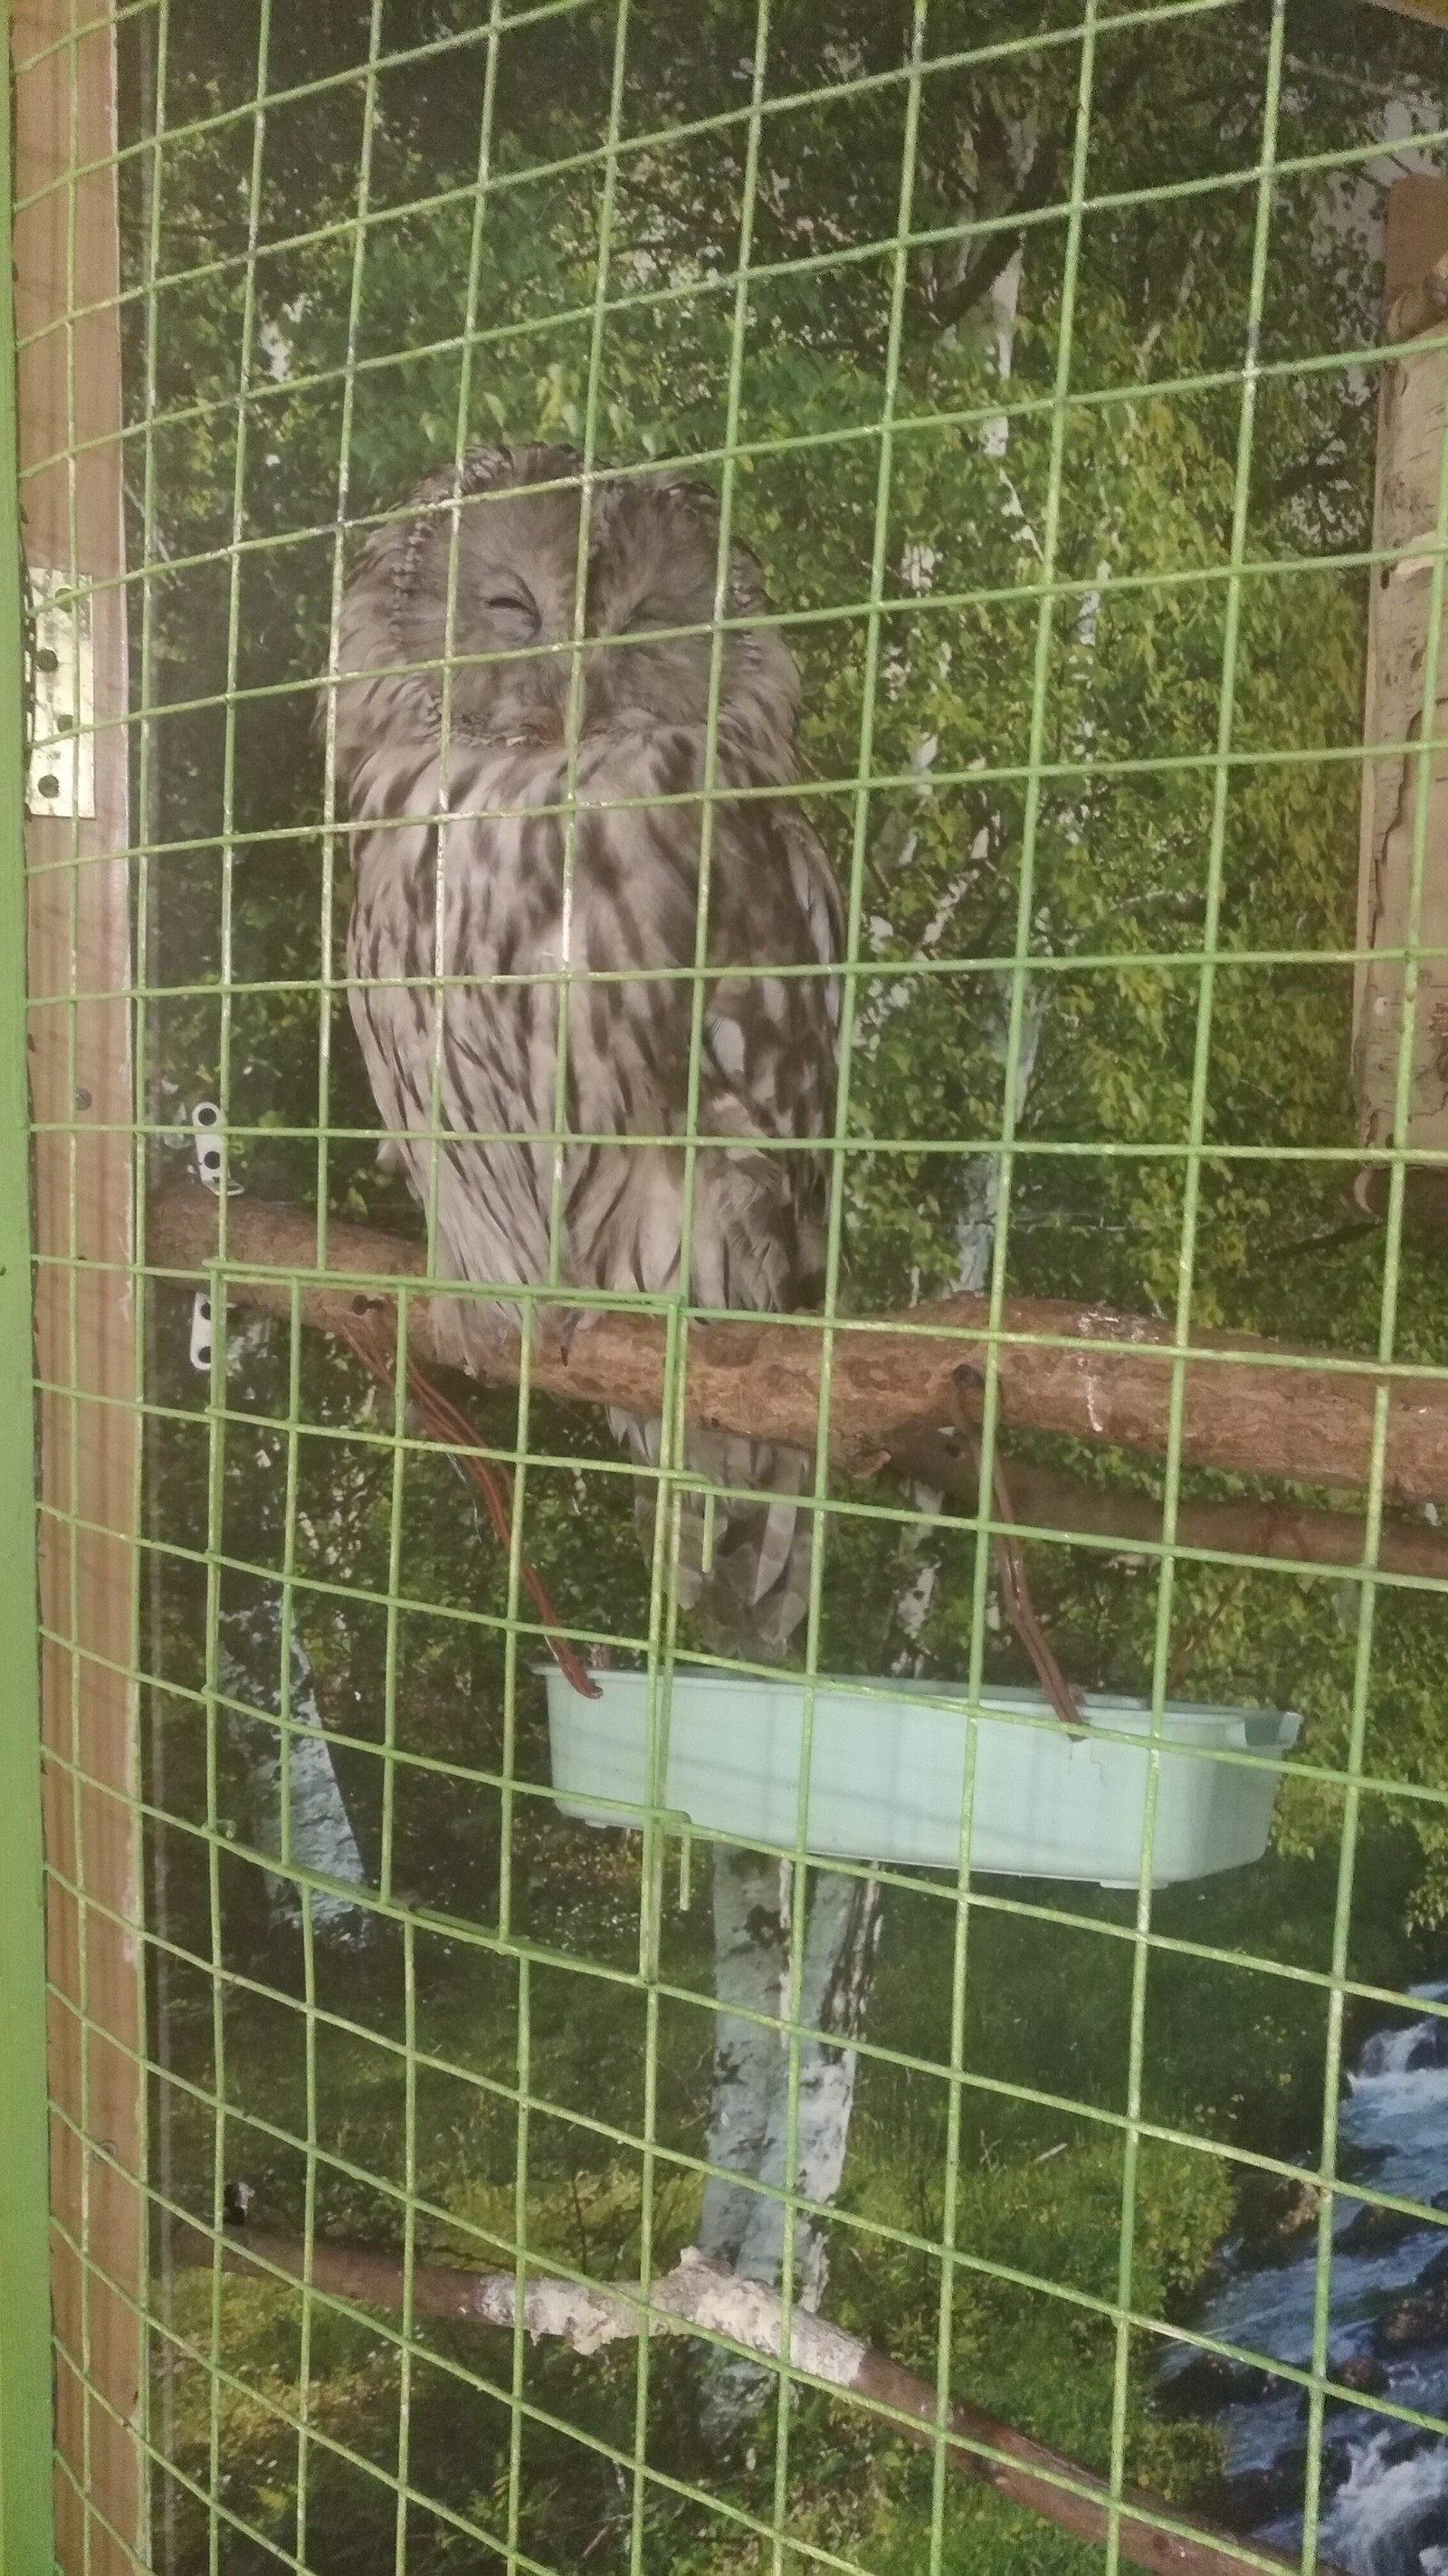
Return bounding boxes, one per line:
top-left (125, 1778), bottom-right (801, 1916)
top-left (12, 5), bottom-right (144, 2568)
top-left (1356, 178), bottom-right (1448, 1188)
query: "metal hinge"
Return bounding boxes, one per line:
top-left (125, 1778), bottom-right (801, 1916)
top-left (26, 567), bottom-right (95, 819)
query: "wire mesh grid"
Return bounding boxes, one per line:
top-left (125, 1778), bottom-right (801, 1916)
top-left (7, 1), bottom-right (1448, 2571)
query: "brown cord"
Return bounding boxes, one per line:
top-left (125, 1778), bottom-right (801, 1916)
top-left (949, 1367), bottom-right (1084, 1734)
top-left (339, 1311), bottom-right (601, 1702)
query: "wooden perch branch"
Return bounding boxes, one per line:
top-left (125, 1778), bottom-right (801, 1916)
top-left (168, 2225), bottom-right (1326, 2576)
top-left (148, 1188), bottom-right (1448, 1539)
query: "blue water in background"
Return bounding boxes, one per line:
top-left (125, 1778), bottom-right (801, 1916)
top-left (1167, 1987), bottom-right (1448, 2574)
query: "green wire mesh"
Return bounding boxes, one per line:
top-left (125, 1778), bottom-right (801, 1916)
top-left (8, 3), bottom-right (1448, 2572)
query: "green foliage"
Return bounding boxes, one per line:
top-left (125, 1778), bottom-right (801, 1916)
top-left (148, 1825), bottom-right (1443, 2575)
top-left (127, 1), bottom-right (1448, 2567)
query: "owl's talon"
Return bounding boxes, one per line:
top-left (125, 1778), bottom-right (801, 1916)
top-left (534, 1304), bottom-right (584, 1367)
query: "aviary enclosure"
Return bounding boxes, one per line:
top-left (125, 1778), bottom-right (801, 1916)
top-left (7, 2), bottom-right (1448, 2572)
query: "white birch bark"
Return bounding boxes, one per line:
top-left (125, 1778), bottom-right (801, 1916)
top-left (698, 1852), bottom-right (880, 2439)
top-left (980, 245), bottom-right (1024, 457)
top-left (727, 1867), bottom-right (881, 2304)
top-left (697, 1847), bottom-right (792, 2270)
top-left (222, 1597), bottom-right (372, 1939)
top-left (954, 982), bottom-right (1047, 1293)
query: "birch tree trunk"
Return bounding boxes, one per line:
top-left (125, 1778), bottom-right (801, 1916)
top-left (697, 164), bottom-right (1046, 2444)
top-left (221, 1595), bottom-right (373, 1940)
top-left (697, 1851), bottom-right (881, 2443)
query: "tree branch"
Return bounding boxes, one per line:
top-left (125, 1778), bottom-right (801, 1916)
top-left (926, 149), bottom-right (1062, 336)
top-left (167, 2224), bottom-right (1329, 2576)
top-left (925, 51), bottom-right (1151, 338)
top-left (879, 1431), bottom-right (1448, 1587)
top-left (1353, 1161), bottom-right (1448, 1234)
top-left (148, 1185), bottom-right (1448, 1512)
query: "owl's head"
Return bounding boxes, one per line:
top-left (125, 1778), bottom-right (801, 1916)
top-left (334, 444), bottom-right (803, 775)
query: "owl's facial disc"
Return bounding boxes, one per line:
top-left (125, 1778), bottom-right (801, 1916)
top-left (387, 453), bottom-right (795, 753)
top-left (580, 502), bottom-right (724, 732)
top-left (383, 478), bottom-right (571, 740)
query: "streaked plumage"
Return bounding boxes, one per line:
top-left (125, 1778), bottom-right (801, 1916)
top-left (331, 444), bottom-right (841, 1657)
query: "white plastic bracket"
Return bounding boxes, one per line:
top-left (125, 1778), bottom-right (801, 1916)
top-left (189, 1293), bottom-right (214, 1375)
top-left (26, 568), bottom-right (95, 819)
top-left (192, 1099), bottom-right (242, 1196)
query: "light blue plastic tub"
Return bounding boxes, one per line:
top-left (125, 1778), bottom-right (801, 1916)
top-left (545, 1672), bottom-right (1301, 1888)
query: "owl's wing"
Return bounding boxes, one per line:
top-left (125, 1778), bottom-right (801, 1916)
top-left (346, 749), bottom-right (569, 1327)
top-left (346, 729), bottom-right (840, 1656)
top-left (577, 780), bottom-right (842, 1657)
top-left (691, 792), bottom-right (843, 1314)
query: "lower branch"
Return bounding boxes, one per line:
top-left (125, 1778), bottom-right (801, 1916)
top-left (881, 1432), bottom-right (1448, 1587)
top-left (167, 2223), bottom-right (1333, 2576)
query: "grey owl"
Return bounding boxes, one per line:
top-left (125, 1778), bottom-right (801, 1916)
top-left (331, 444), bottom-right (842, 1660)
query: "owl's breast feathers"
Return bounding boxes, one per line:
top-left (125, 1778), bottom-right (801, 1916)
top-left (343, 716), bottom-right (840, 1316)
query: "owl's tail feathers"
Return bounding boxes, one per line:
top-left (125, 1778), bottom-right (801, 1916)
top-left (614, 1415), bottom-right (814, 1665)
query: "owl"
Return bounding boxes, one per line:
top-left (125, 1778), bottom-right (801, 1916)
top-left (330, 444), bottom-right (842, 1660)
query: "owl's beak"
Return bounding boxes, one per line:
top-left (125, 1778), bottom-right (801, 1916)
top-left (529, 639), bottom-right (636, 739)
top-left (579, 636), bottom-right (654, 733)
top-left (528, 643), bottom-right (605, 739)
top-left (510, 648), bottom-right (575, 746)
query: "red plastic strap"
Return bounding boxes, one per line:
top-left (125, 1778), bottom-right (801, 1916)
top-left (339, 1313), bottom-right (601, 1702)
